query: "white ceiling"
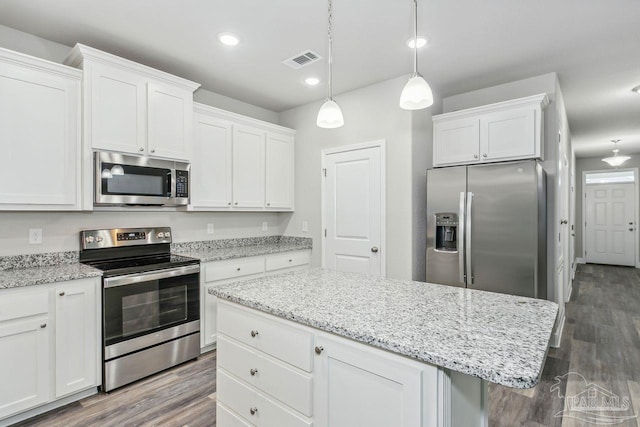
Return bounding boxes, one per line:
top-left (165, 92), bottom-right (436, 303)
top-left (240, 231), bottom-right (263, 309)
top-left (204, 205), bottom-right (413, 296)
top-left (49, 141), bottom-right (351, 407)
top-left (0, 0), bottom-right (639, 158)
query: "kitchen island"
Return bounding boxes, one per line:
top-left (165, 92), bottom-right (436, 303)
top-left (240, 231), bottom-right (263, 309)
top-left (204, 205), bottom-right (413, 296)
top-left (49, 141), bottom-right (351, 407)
top-left (210, 268), bottom-right (558, 427)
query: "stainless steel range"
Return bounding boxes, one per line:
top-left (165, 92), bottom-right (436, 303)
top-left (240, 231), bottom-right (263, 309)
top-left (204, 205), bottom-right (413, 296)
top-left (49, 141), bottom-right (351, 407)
top-left (79, 227), bottom-right (200, 392)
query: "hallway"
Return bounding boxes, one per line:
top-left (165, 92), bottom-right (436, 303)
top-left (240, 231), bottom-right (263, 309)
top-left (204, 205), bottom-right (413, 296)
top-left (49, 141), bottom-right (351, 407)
top-left (490, 263), bottom-right (640, 426)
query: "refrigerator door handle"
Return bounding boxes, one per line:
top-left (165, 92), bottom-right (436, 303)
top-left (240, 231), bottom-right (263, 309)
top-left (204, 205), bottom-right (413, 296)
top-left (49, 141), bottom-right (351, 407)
top-left (466, 192), bottom-right (474, 285)
top-left (459, 192), bottom-right (466, 285)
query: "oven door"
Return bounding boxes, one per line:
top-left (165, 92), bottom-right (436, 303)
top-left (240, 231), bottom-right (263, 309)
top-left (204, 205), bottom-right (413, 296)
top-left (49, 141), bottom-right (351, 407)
top-left (103, 265), bottom-right (200, 360)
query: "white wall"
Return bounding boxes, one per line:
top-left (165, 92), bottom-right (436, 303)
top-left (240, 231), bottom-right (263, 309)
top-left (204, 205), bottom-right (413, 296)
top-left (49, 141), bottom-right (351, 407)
top-left (279, 76), bottom-right (438, 281)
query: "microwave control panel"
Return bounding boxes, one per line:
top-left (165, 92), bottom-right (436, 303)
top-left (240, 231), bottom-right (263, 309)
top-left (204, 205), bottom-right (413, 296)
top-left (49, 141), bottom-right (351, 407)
top-left (176, 170), bottom-right (189, 198)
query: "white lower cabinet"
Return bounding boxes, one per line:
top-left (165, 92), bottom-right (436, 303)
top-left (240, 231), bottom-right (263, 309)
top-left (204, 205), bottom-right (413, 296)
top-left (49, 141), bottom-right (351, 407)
top-left (216, 300), bottom-right (441, 427)
top-left (200, 250), bottom-right (310, 349)
top-left (0, 278), bottom-right (100, 424)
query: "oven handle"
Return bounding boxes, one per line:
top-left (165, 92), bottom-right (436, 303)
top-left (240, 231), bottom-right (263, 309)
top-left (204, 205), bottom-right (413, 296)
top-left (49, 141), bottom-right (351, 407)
top-left (103, 264), bottom-right (200, 288)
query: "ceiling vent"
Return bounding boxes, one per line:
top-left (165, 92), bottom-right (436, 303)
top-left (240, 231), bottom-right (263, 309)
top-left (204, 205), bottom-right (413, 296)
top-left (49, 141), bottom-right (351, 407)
top-left (282, 50), bottom-right (323, 69)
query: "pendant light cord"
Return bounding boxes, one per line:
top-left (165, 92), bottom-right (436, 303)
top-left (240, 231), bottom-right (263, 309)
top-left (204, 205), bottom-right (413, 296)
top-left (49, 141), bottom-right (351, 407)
top-left (328, 0), bottom-right (334, 100)
top-left (413, 0), bottom-right (418, 77)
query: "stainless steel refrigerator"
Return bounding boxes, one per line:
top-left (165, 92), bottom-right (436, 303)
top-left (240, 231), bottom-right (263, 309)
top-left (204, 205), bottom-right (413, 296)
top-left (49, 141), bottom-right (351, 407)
top-left (426, 160), bottom-right (546, 298)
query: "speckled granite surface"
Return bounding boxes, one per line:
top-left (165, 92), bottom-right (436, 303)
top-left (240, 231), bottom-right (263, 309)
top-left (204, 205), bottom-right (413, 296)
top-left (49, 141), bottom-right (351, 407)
top-left (173, 236), bottom-right (312, 262)
top-left (210, 268), bottom-right (558, 389)
top-left (0, 252), bottom-right (102, 289)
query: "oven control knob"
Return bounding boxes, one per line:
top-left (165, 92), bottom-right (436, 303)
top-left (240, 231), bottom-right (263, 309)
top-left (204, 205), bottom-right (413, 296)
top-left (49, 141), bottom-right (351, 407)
top-left (165, 231), bottom-right (171, 238)
top-left (156, 232), bottom-right (165, 239)
top-left (96, 236), bottom-right (103, 242)
top-left (85, 236), bottom-right (95, 244)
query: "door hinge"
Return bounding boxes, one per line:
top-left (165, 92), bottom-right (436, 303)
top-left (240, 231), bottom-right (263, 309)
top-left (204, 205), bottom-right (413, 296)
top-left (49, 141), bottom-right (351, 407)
top-left (324, 229), bottom-right (327, 237)
top-left (323, 168), bottom-right (327, 177)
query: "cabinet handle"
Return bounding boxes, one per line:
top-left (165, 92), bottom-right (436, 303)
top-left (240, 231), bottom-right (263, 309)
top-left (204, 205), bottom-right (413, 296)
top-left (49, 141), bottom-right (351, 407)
top-left (59, 291), bottom-right (65, 296)
top-left (237, 267), bottom-right (241, 271)
top-left (473, 154), bottom-right (479, 159)
top-left (228, 202), bottom-right (231, 206)
top-left (482, 153), bottom-right (488, 158)
top-left (289, 259), bottom-right (292, 262)
top-left (371, 246), bottom-right (379, 253)
top-left (40, 323), bottom-right (47, 329)
top-left (315, 346), bottom-right (324, 355)
top-left (250, 368), bottom-right (258, 376)
top-left (560, 219), bottom-right (568, 225)
top-left (251, 330), bottom-right (259, 338)
top-left (630, 228), bottom-right (635, 232)
top-left (267, 203), bottom-right (270, 206)
top-left (150, 149), bottom-right (155, 153)
top-left (139, 147), bottom-right (144, 152)
top-left (249, 407), bottom-right (258, 416)
top-left (234, 202), bottom-right (238, 206)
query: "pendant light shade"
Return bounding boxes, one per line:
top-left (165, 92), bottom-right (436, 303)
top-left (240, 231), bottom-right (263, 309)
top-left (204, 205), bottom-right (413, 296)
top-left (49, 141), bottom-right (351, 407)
top-left (317, 0), bottom-right (344, 128)
top-left (602, 140), bottom-right (630, 167)
top-left (400, 0), bottom-right (433, 110)
top-left (317, 98), bottom-right (344, 128)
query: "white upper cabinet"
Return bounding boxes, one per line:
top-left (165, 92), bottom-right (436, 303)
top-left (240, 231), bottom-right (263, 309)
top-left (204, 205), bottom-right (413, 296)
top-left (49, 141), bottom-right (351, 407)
top-left (265, 133), bottom-right (294, 210)
top-left (233, 125), bottom-right (266, 208)
top-left (0, 48), bottom-right (81, 210)
top-left (191, 109), bottom-right (233, 208)
top-left (433, 94), bottom-right (548, 167)
top-left (64, 44), bottom-right (200, 161)
top-left (189, 103), bottom-right (295, 212)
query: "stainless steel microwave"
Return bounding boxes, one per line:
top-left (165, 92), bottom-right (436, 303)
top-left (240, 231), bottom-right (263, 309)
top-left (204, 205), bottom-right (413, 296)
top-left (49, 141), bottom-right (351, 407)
top-left (95, 151), bottom-right (189, 206)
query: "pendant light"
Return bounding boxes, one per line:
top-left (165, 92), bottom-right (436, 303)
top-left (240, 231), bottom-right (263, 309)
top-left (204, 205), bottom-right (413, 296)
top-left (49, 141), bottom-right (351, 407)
top-left (316, 0), bottom-right (344, 128)
top-left (399, 0), bottom-right (433, 110)
top-left (602, 140), bottom-right (630, 167)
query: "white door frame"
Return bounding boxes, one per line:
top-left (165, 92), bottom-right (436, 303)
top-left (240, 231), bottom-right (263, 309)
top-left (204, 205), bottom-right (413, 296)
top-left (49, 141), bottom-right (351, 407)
top-left (321, 139), bottom-right (387, 277)
top-left (581, 167), bottom-right (639, 268)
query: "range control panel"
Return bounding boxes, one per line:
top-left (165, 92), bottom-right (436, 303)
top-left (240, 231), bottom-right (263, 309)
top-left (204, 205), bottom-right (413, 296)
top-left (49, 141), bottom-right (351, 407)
top-left (80, 227), bottom-right (172, 250)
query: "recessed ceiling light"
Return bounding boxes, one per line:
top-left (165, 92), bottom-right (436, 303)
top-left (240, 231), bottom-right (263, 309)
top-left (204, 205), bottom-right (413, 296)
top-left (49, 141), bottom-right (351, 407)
top-left (406, 37), bottom-right (428, 49)
top-left (305, 77), bottom-right (320, 86)
top-left (633, 85), bottom-right (640, 95)
top-left (218, 32), bottom-right (240, 46)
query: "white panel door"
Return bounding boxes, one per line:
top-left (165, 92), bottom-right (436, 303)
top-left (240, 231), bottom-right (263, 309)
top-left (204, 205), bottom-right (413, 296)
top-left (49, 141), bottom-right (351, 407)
top-left (0, 318), bottom-right (50, 418)
top-left (324, 146), bottom-right (382, 276)
top-left (585, 183), bottom-right (635, 266)
top-left (0, 58), bottom-right (80, 208)
top-left (55, 280), bottom-right (98, 397)
top-left (433, 117), bottom-right (479, 166)
top-left (233, 125), bottom-right (265, 208)
top-left (147, 82), bottom-right (192, 160)
top-left (265, 132), bottom-right (294, 209)
top-left (480, 107), bottom-right (536, 161)
top-left (191, 113), bottom-right (233, 208)
top-left (90, 62), bottom-right (146, 154)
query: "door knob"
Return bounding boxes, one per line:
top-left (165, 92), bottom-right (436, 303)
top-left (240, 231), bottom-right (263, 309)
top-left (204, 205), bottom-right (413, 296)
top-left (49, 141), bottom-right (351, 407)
top-left (371, 246), bottom-right (379, 253)
top-left (250, 368), bottom-right (258, 376)
top-left (560, 219), bottom-right (568, 225)
top-left (249, 407), bottom-right (258, 416)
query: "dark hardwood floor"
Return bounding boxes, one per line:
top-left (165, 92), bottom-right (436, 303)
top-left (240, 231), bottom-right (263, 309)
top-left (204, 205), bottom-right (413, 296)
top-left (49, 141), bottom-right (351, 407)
top-left (14, 263), bottom-right (639, 426)
top-left (490, 264), bottom-right (640, 426)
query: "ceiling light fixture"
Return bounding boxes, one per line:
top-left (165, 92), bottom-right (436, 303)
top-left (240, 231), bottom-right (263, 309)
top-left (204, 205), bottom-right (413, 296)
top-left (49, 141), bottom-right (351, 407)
top-left (632, 85), bottom-right (640, 95)
top-left (602, 139), bottom-right (630, 167)
top-left (399, 0), bottom-right (433, 110)
top-left (316, 0), bottom-right (344, 128)
top-left (406, 37), bottom-right (428, 49)
top-left (305, 77), bottom-right (320, 86)
top-left (218, 32), bottom-right (240, 47)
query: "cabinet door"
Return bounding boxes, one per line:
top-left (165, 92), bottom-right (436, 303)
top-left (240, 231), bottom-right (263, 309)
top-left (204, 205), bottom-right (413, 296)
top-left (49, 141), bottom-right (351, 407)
top-left (314, 334), bottom-right (424, 427)
top-left (147, 82), bottom-right (193, 160)
top-left (433, 117), bottom-right (479, 166)
top-left (233, 125), bottom-right (265, 208)
top-left (0, 318), bottom-right (50, 418)
top-left (265, 133), bottom-right (294, 210)
top-left (0, 58), bottom-right (80, 209)
top-left (90, 62), bottom-right (146, 155)
top-left (191, 113), bottom-right (233, 208)
top-left (55, 280), bottom-right (98, 397)
top-left (479, 108), bottom-right (536, 161)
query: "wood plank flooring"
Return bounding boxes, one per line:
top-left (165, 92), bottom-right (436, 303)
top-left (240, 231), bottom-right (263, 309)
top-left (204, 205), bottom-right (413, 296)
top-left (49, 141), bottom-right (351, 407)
top-left (490, 264), bottom-right (640, 426)
top-left (14, 263), bottom-right (639, 426)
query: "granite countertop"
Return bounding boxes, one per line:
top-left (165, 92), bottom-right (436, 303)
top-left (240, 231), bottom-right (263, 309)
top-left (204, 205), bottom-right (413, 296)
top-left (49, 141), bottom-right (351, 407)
top-left (210, 268), bottom-right (558, 389)
top-left (0, 252), bottom-right (102, 289)
top-left (173, 236), bottom-right (312, 262)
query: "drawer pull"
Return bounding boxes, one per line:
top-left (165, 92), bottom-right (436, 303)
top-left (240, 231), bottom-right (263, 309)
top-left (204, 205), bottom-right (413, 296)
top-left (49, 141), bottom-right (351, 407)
top-left (289, 259), bottom-right (292, 262)
top-left (249, 407), bottom-right (258, 416)
top-left (237, 267), bottom-right (241, 271)
top-left (40, 323), bottom-right (47, 329)
top-left (250, 368), bottom-right (258, 376)
top-left (315, 345), bottom-right (324, 355)
top-left (251, 330), bottom-right (259, 338)
top-left (59, 291), bottom-right (65, 296)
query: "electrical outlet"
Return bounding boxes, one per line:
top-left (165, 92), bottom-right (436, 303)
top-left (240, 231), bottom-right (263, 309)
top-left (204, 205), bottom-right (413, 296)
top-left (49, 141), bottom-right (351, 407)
top-left (29, 228), bottom-right (42, 244)
top-left (262, 221), bottom-right (268, 232)
top-left (302, 221), bottom-right (309, 233)
top-left (207, 223), bottom-right (214, 234)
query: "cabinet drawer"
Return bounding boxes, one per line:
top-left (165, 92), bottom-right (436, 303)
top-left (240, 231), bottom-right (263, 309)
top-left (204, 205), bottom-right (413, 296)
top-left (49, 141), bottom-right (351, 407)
top-left (218, 402), bottom-right (253, 427)
top-left (218, 335), bottom-right (313, 416)
top-left (0, 289), bottom-right (48, 322)
top-left (218, 370), bottom-right (312, 427)
top-left (265, 251), bottom-right (310, 272)
top-left (204, 257), bottom-right (265, 282)
top-left (218, 302), bottom-right (313, 372)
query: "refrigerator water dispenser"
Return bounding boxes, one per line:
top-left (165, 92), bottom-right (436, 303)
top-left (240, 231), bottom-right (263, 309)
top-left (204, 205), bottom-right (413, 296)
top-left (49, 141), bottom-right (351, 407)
top-left (435, 213), bottom-right (458, 252)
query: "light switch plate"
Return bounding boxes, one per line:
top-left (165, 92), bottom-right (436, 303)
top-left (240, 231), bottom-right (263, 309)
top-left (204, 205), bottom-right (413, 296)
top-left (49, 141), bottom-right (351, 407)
top-left (262, 222), bottom-right (268, 231)
top-left (207, 223), bottom-right (214, 234)
top-left (29, 228), bottom-right (42, 244)
top-left (302, 221), bottom-right (309, 232)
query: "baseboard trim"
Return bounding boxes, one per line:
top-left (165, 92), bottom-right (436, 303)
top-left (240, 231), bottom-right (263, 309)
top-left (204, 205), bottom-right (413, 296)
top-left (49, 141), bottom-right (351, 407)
top-left (550, 312), bottom-right (566, 349)
top-left (576, 257), bottom-right (585, 264)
